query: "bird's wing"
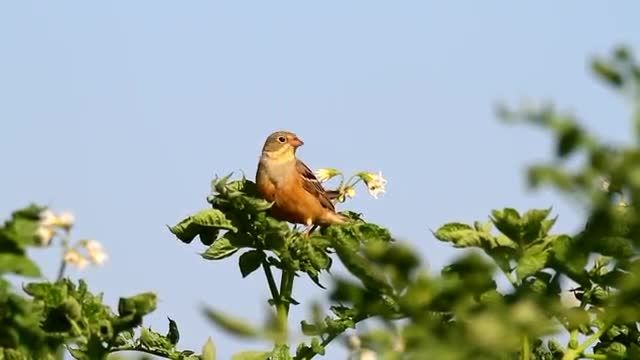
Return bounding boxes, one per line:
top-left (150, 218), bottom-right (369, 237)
top-left (296, 159), bottom-right (336, 211)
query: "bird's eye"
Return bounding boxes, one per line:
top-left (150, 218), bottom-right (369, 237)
top-left (277, 136), bottom-right (286, 143)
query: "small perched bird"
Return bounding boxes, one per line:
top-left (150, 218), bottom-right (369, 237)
top-left (256, 130), bottom-right (346, 234)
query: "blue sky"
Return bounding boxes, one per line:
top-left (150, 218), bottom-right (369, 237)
top-left (1, 2), bottom-right (639, 359)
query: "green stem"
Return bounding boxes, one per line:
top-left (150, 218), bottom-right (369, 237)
top-left (280, 269), bottom-right (295, 313)
top-left (569, 328), bottom-right (579, 348)
top-left (275, 268), bottom-right (295, 344)
top-left (56, 261), bottom-right (67, 282)
top-left (262, 261), bottom-right (280, 302)
top-left (562, 322), bottom-right (612, 360)
top-left (583, 354), bottom-right (607, 360)
top-left (521, 336), bottom-right (530, 360)
top-left (56, 231), bottom-right (71, 281)
top-left (294, 313), bottom-right (370, 360)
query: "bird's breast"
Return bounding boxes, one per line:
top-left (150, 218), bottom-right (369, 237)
top-left (260, 158), bottom-right (295, 186)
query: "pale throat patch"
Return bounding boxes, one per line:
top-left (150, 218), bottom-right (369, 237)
top-left (263, 145), bottom-right (296, 164)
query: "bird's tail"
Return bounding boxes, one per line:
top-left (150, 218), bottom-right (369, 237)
top-left (325, 211), bottom-right (348, 224)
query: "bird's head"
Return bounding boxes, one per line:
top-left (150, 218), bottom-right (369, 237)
top-left (261, 131), bottom-right (304, 160)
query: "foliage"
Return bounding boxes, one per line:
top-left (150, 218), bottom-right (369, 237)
top-left (0, 206), bottom-right (207, 359)
top-left (2, 44), bottom-right (640, 360)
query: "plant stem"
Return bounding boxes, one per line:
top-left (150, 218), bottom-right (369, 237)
top-left (294, 313), bottom-right (370, 360)
top-left (262, 261), bottom-right (280, 302)
top-left (583, 354), bottom-right (607, 360)
top-left (274, 268), bottom-right (295, 345)
top-left (521, 336), bottom-right (530, 360)
top-left (280, 269), bottom-right (295, 313)
top-left (562, 322), bottom-right (612, 360)
top-left (56, 261), bottom-right (67, 281)
top-left (56, 232), bottom-right (71, 281)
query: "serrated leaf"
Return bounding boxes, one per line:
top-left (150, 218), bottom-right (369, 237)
top-left (490, 208), bottom-right (521, 242)
top-left (140, 327), bottom-right (172, 352)
top-left (517, 242), bottom-right (551, 281)
top-left (270, 345), bottom-right (292, 360)
top-left (551, 235), bottom-right (589, 284)
top-left (203, 307), bottom-right (259, 338)
top-left (201, 236), bottom-right (239, 260)
top-left (231, 351), bottom-right (270, 360)
top-left (201, 337), bottom-right (216, 360)
top-left (434, 222), bottom-right (516, 250)
top-left (487, 246), bottom-right (516, 274)
top-left (238, 250), bottom-right (264, 278)
top-left (300, 321), bottom-right (323, 336)
top-left (118, 292), bottom-right (157, 317)
top-left (169, 209), bottom-right (236, 244)
top-left (0, 254), bottom-right (41, 277)
top-left (191, 209), bottom-right (236, 230)
top-left (333, 237), bottom-right (392, 293)
top-left (521, 208), bottom-right (552, 243)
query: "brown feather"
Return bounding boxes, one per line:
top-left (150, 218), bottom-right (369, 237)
top-left (295, 159), bottom-right (335, 211)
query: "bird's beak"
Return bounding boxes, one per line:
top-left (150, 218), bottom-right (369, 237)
top-left (290, 137), bottom-right (304, 148)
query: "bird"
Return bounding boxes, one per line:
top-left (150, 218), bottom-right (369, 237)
top-left (256, 130), bottom-right (347, 235)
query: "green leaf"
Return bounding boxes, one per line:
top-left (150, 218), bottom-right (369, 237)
top-left (167, 317), bottom-right (180, 345)
top-left (551, 235), bottom-right (589, 284)
top-left (118, 292), bottom-right (157, 317)
top-left (517, 242), bottom-right (552, 281)
top-left (231, 351), bottom-right (270, 360)
top-left (238, 250), bottom-right (265, 278)
top-left (1, 204), bottom-right (44, 248)
top-left (486, 246), bottom-right (516, 274)
top-left (270, 345), bottom-right (292, 360)
top-left (300, 321), bottom-right (323, 336)
top-left (201, 337), bottom-right (216, 360)
top-left (203, 307), bottom-right (259, 338)
top-left (595, 237), bottom-right (634, 258)
top-left (333, 236), bottom-right (392, 293)
top-left (557, 125), bottom-right (581, 157)
top-left (191, 209), bottom-right (237, 230)
top-left (592, 58), bottom-right (623, 87)
top-left (0, 254), bottom-right (41, 277)
top-left (139, 327), bottom-right (172, 352)
top-left (490, 208), bottom-right (521, 242)
top-left (201, 236), bottom-right (240, 260)
top-left (169, 209), bottom-right (236, 244)
top-left (521, 208), bottom-right (553, 242)
top-left (199, 229), bottom-right (219, 246)
top-left (434, 222), bottom-right (517, 250)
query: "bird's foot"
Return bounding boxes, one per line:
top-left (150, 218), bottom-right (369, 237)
top-left (302, 224), bottom-right (318, 237)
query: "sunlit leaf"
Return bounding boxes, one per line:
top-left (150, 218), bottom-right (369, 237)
top-left (201, 236), bottom-right (239, 260)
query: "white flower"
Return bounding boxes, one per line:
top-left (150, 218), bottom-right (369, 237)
top-left (64, 249), bottom-right (89, 270)
top-left (83, 239), bottom-right (108, 265)
top-left (314, 168), bottom-right (341, 183)
top-left (337, 186), bottom-right (357, 203)
top-left (39, 209), bottom-right (58, 228)
top-left (56, 211), bottom-right (75, 230)
top-left (358, 171), bottom-right (387, 199)
top-left (347, 334), bottom-right (361, 351)
top-left (39, 209), bottom-right (75, 231)
top-left (359, 349), bottom-right (377, 360)
top-left (35, 226), bottom-right (56, 246)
